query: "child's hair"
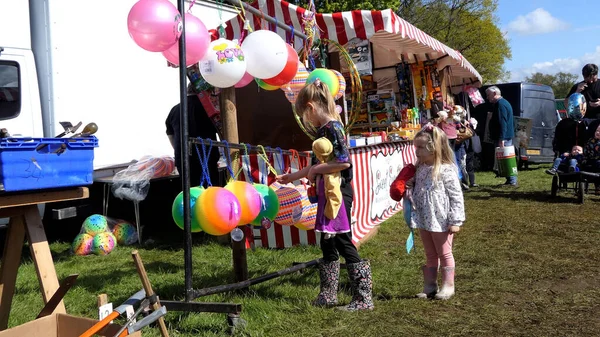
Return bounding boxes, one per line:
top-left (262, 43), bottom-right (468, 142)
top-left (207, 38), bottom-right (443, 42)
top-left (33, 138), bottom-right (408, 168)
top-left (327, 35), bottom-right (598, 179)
top-left (294, 80), bottom-right (341, 128)
top-left (414, 124), bottom-right (455, 180)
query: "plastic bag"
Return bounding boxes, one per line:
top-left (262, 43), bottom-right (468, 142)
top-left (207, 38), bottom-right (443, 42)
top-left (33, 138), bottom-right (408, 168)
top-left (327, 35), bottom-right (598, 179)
top-left (71, 214), bottom-right (138, 256)
top-left (111, 156), bottom-right (175, 202)
top-left (464, 86), bottom-right (484, 107)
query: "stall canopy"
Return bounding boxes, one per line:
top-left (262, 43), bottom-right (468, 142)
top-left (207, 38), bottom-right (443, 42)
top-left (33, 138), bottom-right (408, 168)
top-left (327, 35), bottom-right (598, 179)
top-left (220, 0), bottom-right (482, 84)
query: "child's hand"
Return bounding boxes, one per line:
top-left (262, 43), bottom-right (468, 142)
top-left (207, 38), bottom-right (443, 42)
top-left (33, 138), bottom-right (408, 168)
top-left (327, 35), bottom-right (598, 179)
top-left (405, 177), bottom-right (415, 189)
top-left (449, 225), bottom-right (461, 233)
top-left (563, 152), bottom-right (569, 157)
top-left (276, 174), bottom-right (292, 185)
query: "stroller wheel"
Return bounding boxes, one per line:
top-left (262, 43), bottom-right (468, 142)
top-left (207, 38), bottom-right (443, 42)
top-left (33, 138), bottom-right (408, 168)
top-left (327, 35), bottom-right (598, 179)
top-left (551, 175), bottom-right (558, 198)
top-left (577, 182), bottom-right (584, 204)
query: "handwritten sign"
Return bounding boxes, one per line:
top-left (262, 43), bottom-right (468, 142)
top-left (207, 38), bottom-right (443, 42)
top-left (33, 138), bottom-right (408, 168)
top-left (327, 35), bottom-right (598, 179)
top-left (368, 147), bottom-right (404, 220)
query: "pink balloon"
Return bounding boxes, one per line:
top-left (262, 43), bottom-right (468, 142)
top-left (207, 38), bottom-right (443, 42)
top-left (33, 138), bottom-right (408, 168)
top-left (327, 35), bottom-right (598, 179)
top-left (127, 0), bottom-right (182, 52)
top-left (162, 13), bottom-right (211, 67)
top-left (235, 72), bottom-right (254, 88)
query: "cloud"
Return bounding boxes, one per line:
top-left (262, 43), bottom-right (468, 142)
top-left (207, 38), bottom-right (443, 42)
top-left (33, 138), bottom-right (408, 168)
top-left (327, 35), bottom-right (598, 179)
top-left (507, 8), bottom-right (569, 36)
top-left (509, 46), bottom-right (600, 82)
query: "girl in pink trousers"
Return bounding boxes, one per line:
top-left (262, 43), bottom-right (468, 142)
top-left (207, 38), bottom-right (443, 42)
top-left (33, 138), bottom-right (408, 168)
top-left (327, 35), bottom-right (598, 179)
top-left (407, 123), bottom-right (465, 300)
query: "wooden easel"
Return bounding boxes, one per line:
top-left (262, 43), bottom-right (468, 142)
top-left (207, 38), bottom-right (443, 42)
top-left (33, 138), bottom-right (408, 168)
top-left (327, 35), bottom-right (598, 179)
top-left (0, 187), bottom-right (89, 330)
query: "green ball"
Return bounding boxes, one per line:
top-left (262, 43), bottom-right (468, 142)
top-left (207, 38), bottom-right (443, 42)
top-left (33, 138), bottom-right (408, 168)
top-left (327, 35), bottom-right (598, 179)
top-left (172, 187), bottom-right (205, 232)
top-left (83, 214), bottom-right (108, 236)
top-left (251, 184), bottom-right (280, 226)
top-left (306, 68), bottom-right (339, 98)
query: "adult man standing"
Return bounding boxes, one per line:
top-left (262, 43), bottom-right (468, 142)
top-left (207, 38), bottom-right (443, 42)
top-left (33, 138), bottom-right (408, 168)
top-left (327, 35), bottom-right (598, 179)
top-left (166, 84), bottom-right (221, 187)
top-left (565, 64), bottom-right (600, 119)
top-left (486, 85), bottom-right (517, 186)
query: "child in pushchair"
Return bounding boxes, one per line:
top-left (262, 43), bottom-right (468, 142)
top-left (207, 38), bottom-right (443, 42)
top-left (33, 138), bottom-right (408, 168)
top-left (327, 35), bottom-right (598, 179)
top-left (546, 145), bottom-right (583, 175)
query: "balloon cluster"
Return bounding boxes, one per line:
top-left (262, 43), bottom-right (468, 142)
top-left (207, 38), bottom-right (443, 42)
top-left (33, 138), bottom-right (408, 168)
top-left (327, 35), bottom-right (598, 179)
top-left (72, 215), bottom-right (138, 256)
top-left (172, 181), bottom-right (281, 236)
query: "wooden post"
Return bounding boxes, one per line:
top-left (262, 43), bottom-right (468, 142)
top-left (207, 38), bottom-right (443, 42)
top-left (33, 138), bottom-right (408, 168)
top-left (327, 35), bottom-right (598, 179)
top-left (132, 251), bottom-right (170, 337)
top-left (220, 87), bottom-right (248, 282)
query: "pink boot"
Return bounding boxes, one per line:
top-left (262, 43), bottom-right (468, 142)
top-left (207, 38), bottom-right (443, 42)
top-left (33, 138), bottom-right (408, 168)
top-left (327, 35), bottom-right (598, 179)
top-left (435, 267), bottom-right (455, 300)
top-left (416, 266), bottom-right (438, 299)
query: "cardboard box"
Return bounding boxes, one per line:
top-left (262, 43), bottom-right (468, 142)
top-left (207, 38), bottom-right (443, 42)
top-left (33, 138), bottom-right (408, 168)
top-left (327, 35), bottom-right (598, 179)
top-left (0, 313), bottom-right (142, 337)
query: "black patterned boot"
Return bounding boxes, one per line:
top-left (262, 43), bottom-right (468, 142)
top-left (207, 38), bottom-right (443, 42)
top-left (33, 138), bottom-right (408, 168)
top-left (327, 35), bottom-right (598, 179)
top-left (336, 260), bottom-right (374, 311)
top-left (313, 259), bottom-right (340, 307)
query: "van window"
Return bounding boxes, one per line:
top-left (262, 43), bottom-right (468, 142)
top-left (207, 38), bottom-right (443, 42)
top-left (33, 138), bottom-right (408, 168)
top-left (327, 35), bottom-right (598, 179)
top-left (0, 62), bottom-right (21, 120)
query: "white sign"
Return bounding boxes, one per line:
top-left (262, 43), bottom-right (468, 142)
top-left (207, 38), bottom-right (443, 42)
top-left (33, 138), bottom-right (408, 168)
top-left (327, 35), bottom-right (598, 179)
top-left (99, 303), bottom-right (113, 322)
top-left (347, 38), bottom-right (372, 76)
top-left (369, 147), bottom-right (404, 220)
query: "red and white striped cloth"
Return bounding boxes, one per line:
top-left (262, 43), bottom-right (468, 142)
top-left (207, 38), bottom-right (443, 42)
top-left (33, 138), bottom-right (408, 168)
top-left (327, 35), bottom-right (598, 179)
top-left (215, 0), bottom-right (481, 82)
top-left (237, 141), bottom-right (416, 248)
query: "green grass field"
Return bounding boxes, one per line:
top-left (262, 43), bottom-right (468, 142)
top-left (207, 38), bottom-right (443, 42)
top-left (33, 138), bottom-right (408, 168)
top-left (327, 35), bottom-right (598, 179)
top-left (5, 165), bottom-right (600, 336)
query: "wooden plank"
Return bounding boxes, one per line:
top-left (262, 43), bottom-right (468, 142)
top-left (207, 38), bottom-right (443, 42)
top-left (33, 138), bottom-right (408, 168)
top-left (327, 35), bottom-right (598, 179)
top-left (0, 215), bottom-right (26, 330)
top-left (36, 274), bottom-right (78, 318)
top-left (23, 205), bottom-right (66, 314)
top-left (132, 250), bottom-right (170, 337)
top-left (97, 293), bottom-right (108, 307)
top-left (0, 187), bottom-right (89, 208)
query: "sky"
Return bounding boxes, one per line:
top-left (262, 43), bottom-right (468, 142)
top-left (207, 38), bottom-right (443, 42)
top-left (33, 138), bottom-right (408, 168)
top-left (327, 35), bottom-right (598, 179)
top-left (497, 0), bottom-right (600, 83)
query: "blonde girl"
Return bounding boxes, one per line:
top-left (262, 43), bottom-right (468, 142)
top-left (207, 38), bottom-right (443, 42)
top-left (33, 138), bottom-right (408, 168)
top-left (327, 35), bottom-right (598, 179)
top-left (408, 124), bottom-right (465, 300)
top-left (277, 80), bottom-right (373, 311)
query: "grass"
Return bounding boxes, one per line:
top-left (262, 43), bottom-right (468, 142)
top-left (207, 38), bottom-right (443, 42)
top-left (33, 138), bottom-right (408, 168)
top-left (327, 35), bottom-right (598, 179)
top-left (5, 164), bottom-right (600, 336)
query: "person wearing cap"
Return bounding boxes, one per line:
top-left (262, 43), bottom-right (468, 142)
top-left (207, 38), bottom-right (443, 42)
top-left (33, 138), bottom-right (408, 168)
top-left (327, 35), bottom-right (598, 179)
top-left (565, 64), bottom-right (600, 119)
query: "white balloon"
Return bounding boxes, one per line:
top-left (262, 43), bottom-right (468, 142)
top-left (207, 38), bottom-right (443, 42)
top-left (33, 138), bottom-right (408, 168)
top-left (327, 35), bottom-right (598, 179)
top-left (241, 30), bottom-right (288, 79)
top-left (199, 38), bottom-right (246, 88)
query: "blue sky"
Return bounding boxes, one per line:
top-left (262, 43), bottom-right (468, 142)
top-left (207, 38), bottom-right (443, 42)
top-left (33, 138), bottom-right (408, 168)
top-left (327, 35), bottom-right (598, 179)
top-left (497, 0), bottom-right (600, 82)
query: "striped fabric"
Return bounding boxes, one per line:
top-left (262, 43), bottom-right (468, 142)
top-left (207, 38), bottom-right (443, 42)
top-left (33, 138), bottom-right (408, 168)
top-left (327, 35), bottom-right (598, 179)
top-left (215, 0), bottom-right (481, 82)
top-left (238, 141), bottom-right (416, 248)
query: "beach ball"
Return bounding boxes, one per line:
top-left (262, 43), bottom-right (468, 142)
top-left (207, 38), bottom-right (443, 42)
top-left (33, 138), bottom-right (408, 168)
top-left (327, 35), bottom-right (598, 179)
top-left (92, 232), bottom-right (117, 256)
top-left (224, 181), bottom-right (262, 225)
top-left (235, 72), bottom-right (254, 88)
top-left (242, 30), bottom-right (288, 79)
top-left (251, 184), bottom-right (280, 227)
top-left (199, 38), bottom-right (246, 88)
top-left (332, 70), bottom-right (346, 100)
top-left (194, 187), bottom-right (241, 235)
top-left (306, 68), bottom-right (339, 98)
top-left (127, 0), bottom-right (182, 52)
top-left (263, 44), bottom-right (300, 86)
top-left (256, 79), bottom-right (280, 91)
top-left (72, 233), bottom-right (94, 256)
top-left (281, 63), bottom-right (309, 104)
top-left (112, 221), bottom-right (138, 245)
top-left (271, 182), bottom-right (303, 226)
top-left (172, 187), bottom-right (205, 232)
top-left (294, 187), bottom-right (317, 231)
top-left (83, 214), bottom-right (108, 236)
top-left (162, 13), bottom-right (210, 67)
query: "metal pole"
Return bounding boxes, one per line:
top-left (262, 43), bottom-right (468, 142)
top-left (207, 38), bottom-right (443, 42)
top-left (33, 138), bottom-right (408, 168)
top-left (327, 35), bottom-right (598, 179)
top-left (176, 0), bottom-right (193, 303)
top-left (190, 138), bottom-right (312, 157)
top-left (222, 0), bottom-right (308, 41)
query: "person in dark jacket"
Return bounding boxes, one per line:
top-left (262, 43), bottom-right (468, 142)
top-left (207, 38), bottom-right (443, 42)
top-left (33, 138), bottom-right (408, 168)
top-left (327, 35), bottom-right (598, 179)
top-left (486, 86), bottom-right (517, 186)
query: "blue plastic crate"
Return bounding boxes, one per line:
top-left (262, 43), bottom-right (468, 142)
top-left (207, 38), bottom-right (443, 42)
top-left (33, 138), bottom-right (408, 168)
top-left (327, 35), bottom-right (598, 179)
top-left (0, 137), bottom-right (98, 192)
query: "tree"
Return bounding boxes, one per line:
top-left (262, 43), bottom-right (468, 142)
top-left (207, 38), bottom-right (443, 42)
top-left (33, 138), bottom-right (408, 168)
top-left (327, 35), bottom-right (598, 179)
top-left (524, 72), bottom-right (578, 98)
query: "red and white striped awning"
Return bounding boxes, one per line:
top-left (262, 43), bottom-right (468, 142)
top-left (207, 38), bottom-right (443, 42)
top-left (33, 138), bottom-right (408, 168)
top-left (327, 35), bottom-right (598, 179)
top-left (219, 0), bottom-right (482, 83)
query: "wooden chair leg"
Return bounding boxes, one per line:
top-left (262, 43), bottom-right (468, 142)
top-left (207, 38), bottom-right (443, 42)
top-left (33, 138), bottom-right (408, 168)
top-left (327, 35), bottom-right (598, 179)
top-left (0, 215), bottom-right (26, 330)
top-left (23, 205), bottom-right (66, 314)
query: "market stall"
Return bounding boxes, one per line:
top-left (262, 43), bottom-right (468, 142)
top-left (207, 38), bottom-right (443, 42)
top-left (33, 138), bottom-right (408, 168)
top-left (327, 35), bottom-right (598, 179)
top-left (218, 0), bottom-right (481, 248)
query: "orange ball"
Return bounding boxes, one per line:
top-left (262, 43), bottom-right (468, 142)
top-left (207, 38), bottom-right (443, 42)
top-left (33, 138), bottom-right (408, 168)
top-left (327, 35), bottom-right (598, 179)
top-left (224, 181), bottom-right (262, 225)
top-left (193, 187), bottom-right (241, 235)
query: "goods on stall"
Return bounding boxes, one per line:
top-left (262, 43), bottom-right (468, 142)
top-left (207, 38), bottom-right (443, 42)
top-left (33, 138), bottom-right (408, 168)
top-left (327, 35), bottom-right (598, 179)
top-left (256, 79), bottom-right (280, 91)
top-left (82, 214), bottom-right (108, 236)
top-left (172, 186), bottom-right (205, 232)
top-left (235, 72), bottom-right (255, 88)
top-left (92, 232), bottom-right (117, 256)
top-left (161, 13), bottom-right (210, 67)
top-left (199, 38), bottom-right (247, 88)
top-left (224, 180), bottom-right (262, 226)
top-left (294, 185), bottom-right (317, 231)
top-left (263, 44), bottom-right (300, 86)
top-left (127, 0), bottom-right (182, 52)
top-left (281, 62), bottom-right (309, 104)
top-left (250, 183), bottom-right (280, 227)
top-left (271, 182), bottom-right (303, 226)
top-left (72, 233), bottom-right (94, 256)
top-left (193, 186), bottom-right (242, 235)
top-left (112, 221), bottom-right (138, 245)
top-left (241, 29), bottom-right (288, 79)
top-left (73, 214), bottom-right (139, 256)
top-left (306, 68), bottom-right (339, 98)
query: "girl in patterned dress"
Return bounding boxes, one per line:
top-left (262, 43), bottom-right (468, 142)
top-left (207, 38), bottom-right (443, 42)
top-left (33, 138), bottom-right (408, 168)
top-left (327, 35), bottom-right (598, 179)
top-left (407, 123), bottom-right (465, 300)
top-left (276, 80), bottom-right (373, 311)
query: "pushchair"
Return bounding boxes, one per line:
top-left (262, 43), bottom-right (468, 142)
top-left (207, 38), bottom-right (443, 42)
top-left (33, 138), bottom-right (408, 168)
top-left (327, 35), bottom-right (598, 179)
top-left (550, 166), bottom-right (600, 204)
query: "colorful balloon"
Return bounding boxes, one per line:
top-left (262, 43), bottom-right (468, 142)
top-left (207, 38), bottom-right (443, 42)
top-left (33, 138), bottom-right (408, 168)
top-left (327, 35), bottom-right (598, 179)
top-left (294, 186), bottom-right (317, 231)
top-left (224, 181), bottom-right (262, 225)
top-left (332, 70), bottom-right (347, 100)
top-left (92, 232), bottom-right (117, 256)
top-left (127, 0), bottom-right (182, 52)
top-left (72, 233), bottom-right (94, 256)
top-left (194, 187), bottom-right (241, 235)
top-left (235, 72), bottom-right (254, 88)
top-left (162, 13), bottom-right (210, 67)
top-left (306, 68), bottom-right (339, 98)
top-left (199, 38), bottom-right (246, 88)
top-left (83, 214), bottom-right (108, 236)
top-left (112, 222), bottom-right (138, 245)
top-left (263, 44), bottom-right (300, 86)
top-left (281, 62), bottom-right (308, 104)
top-left (251, 184), bottom-right (280, 227)
top-left (172, 187), bottom-right (205, 232)
top-left (242, 30), bottom-right (288, 79)
top-left (256, 79), bottom-right (280, 91)
top-left (271, 182), bottom-right (303, 226)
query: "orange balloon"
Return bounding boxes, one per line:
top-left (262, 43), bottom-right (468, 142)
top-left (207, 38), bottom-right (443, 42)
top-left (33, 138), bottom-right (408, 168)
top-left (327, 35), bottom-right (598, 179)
top-left (194, 187), bottom-right (241, 235)
top-left (225, 181), bottom-right (262, 225)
